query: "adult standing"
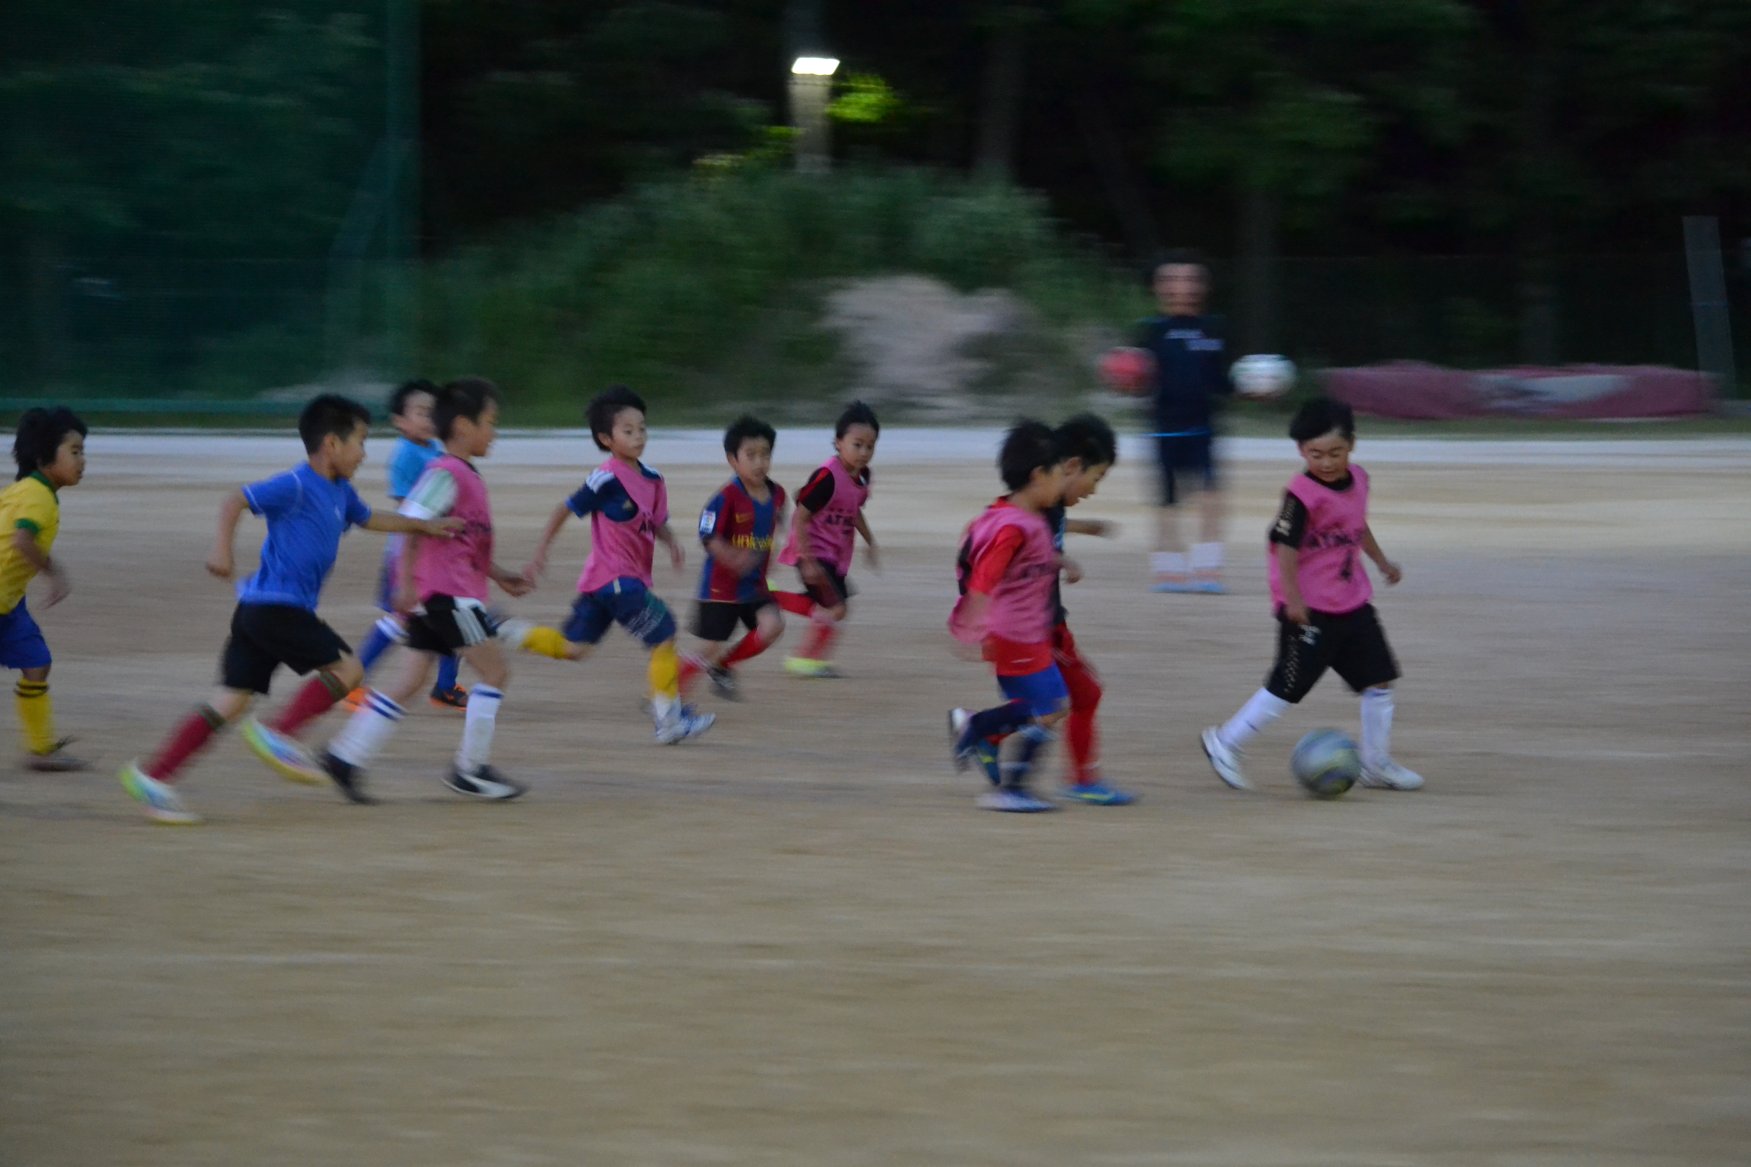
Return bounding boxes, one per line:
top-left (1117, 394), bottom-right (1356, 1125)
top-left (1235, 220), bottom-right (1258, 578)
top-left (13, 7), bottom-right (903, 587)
top-left (1133, 251), bottom-right (1232, 593)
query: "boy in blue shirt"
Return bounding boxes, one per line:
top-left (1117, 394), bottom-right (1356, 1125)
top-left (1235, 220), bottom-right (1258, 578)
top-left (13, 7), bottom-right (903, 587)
top-left (345, 379), bottom-right (469, 710)
top-left (119, 394), bottom-right (459, 824)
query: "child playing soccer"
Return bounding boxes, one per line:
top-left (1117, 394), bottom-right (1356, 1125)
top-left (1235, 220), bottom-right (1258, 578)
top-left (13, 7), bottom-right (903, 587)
top-left (946, 420), bottom-right (1070, 813)
top-left (347, 378), bottom-right (468, 710)
top-left (1046, 413), bottom-right (1135, 806)
top-left (775, 400), bottom-right (880, 678)
top-left (504, 385), bottom-right (714, 745)
top-left (1200, 398), bottom-right (1424, 792)
top-left (318, 377), bottom-right (534, 802)
top-left (0, 407), bottom-right (88, 771)
top-left (118, 394), bottom-right (459, 824)
top-left (677, 415), bottom-right (787, 700)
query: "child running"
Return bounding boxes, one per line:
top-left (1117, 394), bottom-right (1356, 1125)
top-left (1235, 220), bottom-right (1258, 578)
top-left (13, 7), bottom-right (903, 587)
top-left (775, 401), bottom-right (879, 678)
top-left (118, 394), bottom-right (459, 824)
top-left (1046, 413), bottom-right (1135, 805)
top-left (0, 407), bottom-right (89, 772)
top-left (347, 378), bottom-right (469, 710)
top-left (947, 420), bottom-right (1070, 813)
top-left (504, 385), bottom-right (714, 745)
top-left (677, 415), bottom-right (787, 700)
top-left (318, 378), bottom-right (533, 802)
top-left (1200, 397), bottom-right (1424, 792)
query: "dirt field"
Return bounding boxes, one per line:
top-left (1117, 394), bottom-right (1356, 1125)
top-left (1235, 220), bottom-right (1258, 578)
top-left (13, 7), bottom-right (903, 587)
top-left (3, 428), bottom-right (1747, 1166)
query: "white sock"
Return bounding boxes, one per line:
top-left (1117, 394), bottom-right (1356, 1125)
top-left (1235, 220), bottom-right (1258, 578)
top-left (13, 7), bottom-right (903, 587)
top-left (651, 694), bottom-right (677, 722)
top-left (1219, 688), bottom-right (1291, 752)
top-left (1360, 686), bottom-right (1394, 768)
top-left (456, 685), bottom-right (502, 775)
top-left (1152, 551), bottom-right (1189, 577)
top-left (1192, 542), bottom-right (1225, 573)
top-left (374, 615), bottom-right (408, 644)
top-left (329, 691), bottom-right (405, 767)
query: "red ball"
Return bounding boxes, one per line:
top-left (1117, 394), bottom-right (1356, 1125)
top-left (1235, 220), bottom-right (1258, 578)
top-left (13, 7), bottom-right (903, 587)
top-left (1099, 347), bottom-right (1155, 395)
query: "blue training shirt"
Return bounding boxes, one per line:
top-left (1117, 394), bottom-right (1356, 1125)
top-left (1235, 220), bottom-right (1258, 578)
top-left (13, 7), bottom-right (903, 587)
top-left (387, 436), bottom-right (444, 501)
top-left (237, 463), bottom-right (372, 611)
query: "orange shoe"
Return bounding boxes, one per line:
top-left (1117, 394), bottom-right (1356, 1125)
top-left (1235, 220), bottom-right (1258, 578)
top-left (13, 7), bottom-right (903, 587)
top-left (429, 684), bottom-right (469, 711)
top-left (340, 686), bottom-right (367, 712)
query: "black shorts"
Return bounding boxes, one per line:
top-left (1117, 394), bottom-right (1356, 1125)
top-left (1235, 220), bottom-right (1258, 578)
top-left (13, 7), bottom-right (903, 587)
top-left (404, 595), bottom-right (498, 657)
top-left (1155, 432), bottom-right (1217, 506)
top-left (799, 564), bottom-right (852, 609)
top-left (1265, 603), bottom-right (1399, 703)
top-left (692, 599), bottom-right (774, 642)
top-left (220, 603), bottom-right (350, 695)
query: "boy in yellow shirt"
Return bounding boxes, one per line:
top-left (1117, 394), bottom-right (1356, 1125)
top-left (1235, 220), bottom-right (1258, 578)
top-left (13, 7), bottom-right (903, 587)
top-left (0, 407), bottom-right (88, 771)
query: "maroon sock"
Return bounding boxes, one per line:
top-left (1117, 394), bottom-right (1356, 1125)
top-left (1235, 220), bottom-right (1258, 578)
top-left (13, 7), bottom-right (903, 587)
top-left (722, 630), bottom-right (770, 667)
top-left (146, 707), bottom-right (225, 782)
top-left (774, 591), bottom-right (814, 616)
top-left (271, 674), bottom-right (344, 735)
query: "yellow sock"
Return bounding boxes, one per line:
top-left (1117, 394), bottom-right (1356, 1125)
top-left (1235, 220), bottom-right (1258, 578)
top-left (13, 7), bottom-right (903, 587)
top-left (14, 680), bottom-right (56, 754)
top-left (648, 641), bottom-right (679, 701)
top-left (521, 625), bottom-right (573, 660)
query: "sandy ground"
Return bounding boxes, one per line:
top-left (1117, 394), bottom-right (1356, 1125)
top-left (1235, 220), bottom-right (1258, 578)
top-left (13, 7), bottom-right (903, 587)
top-left (2, 429), bottom-right (1747, 1166)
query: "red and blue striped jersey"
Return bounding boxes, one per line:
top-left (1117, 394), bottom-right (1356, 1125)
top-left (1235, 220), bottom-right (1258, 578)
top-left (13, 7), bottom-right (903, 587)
top-left (696, 478), bottom-right (786, 603)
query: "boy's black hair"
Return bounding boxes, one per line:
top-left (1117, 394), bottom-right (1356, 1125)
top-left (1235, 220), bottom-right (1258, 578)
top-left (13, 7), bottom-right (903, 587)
top-left (1144, 247), bottom-right (1208, 288)
top-left (587, 384), bottom-right (647, 452)
top-left (998, 418), bottom-right (1064, 492)
top-left (1055, 412), bottom-right (1118, 469)
top-left (388, 378), bottom-right (438, 419)
top-left (723, 414), bottom-right (776, 457)
top-left (297, 394), bottom-right (371, 454)
top-left (433, 376), bottom-right (500, 442)
top-left (12, 406), bottom-right (87, 482)
top-left (834, 400), bottom-right (880, 439)
top-left (1289, 398), bottom-right (1356, 445)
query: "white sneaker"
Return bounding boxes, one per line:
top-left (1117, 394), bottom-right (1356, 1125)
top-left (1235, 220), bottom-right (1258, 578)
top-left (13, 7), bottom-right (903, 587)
top-left (1201, 726), bottom-right (1250, 791)
top-left (118, 761), bottom-right (202, 825)
top-left (655, 705), bottom-right (715, 745)
top-left (1359, 759), bottom-right (1425, 791)
top-left (976, 787), bottom-right (1056, 813)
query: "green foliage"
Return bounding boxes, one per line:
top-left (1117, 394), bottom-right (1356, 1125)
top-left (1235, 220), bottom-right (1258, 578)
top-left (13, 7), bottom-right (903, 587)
top-left (417, 168), bottom-right (1139, 423)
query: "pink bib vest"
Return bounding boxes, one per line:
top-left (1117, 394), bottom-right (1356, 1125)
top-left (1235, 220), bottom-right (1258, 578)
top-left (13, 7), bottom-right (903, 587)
top-left (949, 500), bottom-right (1058, 646)
top-left (414, 455), bottom-right (494, 602)
top-left (780, 457), bottom-right (869, 575)
top-left (1268, 465), bottom-right (1372, 615)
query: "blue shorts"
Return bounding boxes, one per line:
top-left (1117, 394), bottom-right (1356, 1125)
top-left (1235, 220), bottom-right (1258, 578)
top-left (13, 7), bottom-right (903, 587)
top-left (997, 664), bottom-right (1069, 719)
top-left (564, 578), bottom-right (678, 649)
top-left (0, 600), bottom-right (53, 671)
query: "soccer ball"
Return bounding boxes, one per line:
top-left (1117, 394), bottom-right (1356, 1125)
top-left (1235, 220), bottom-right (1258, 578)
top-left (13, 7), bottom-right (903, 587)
top-left (1231, 353), bottom-right (1297, 398)
top-left (1290, 728), bottom-right (1360, 800)
top-left (1098, 347), bottom-right (1155, 396)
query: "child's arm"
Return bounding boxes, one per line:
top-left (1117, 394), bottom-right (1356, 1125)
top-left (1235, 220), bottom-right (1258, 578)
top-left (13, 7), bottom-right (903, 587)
top-left (1059, 553), bottom-right (1083, 586)
top-left (395, 533), bottom-right (422, 614)
top-left (1276, 543), bottom-right (1309, 626)
top-left (490, 561), bottom-right (536, 597)
top-left (11, 529), bottom-right (69, 607)
top-left (362, 512), bottom-right (463, 538)
top-left (523, 502), bottom-right (575, 581)
top-left (1361, 524), bottom-right (1402, 585)
top-left (854, 512), bottom-right (880, 571)
top-left (1064, 517), bottom-right (1117, 538)
top-left (206, 488), bottom-right (250, 579)
top-left (655, 522), bottom-right (684, 572)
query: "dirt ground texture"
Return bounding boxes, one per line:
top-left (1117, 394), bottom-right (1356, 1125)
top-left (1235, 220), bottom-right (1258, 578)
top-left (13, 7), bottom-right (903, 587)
top-left (2, 429), bottom-right (1747, 1167)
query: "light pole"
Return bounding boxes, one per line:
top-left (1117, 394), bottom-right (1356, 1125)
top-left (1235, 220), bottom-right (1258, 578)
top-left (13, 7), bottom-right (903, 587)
top-left (789, 55), bottom-right (839, 175)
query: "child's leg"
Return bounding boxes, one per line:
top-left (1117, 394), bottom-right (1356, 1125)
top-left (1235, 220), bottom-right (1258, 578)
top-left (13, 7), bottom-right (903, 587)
top-left (1359, 684), bottom-right (1394, 767)
top-left (452, 639), bottom-right (508, 778)
top-left (1052, 626), bottom-right (1103, 786)
top-left (679, 603), bottom-right (737, 692)
top-left (500, 595), bottom-right (602, 663)
top-left (724, 604), bottom-right (783, 668)
top-left (270, 653), bottom-right (365, 737)
top-left (15, 665), bottom-right (83, 768)
top-left (143, 687), bottom-right (255, 782)
top-left (433, 653), bottom-right (463, 693)
top-left (356, 614), bottom-right (405, 672)
top-left (327, 650), bottom-right (437, 770)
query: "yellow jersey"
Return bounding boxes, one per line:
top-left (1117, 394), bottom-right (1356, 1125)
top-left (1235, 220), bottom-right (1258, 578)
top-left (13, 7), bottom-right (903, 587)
top-left (0, 473), bottom-right (60, 614)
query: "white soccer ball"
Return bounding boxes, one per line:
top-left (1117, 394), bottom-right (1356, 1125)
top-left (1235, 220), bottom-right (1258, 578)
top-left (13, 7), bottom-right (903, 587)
top-left (1231, 353), bottom-right (1297, 398)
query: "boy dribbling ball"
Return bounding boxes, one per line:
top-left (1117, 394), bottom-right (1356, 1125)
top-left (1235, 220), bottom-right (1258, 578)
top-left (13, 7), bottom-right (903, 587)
top-left (1200, 398), bottom-right (1424, 793)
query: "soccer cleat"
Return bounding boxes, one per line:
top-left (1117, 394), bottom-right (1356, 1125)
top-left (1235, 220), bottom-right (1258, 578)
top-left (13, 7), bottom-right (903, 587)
top-left (340, 686), bottom-right (367, 712)
top-left (1358, 759), bottom-right (1425, 791)
top-left (118, 761), bottom-right (201, 825)
top-left (784, 656), bottom-right (842, 679)
top-left (948, 708), bottom-right (974, 771)
top-left (1152, 577), bottom-right (1199, 593)
top-left (428, 684), bottom-right (469, 711)
top-left (976, 787), bottom-right (1057, 813)
top-left (24, 738), bottom-right (89, 772)
top-left (1201, 726), bottom-right (1251, 791)
top-left (444, 764), bottom-right (527, 801)
top-left (1061, 782), bottom-right (1138, 806)
top-left (706, 665), bottom-right (741, 701)
top-left (240, 718), bottom-right (326, 786)
top-left (318, 750), bottom-right (377, 805)
top-left (654, 704), bottom-right (716, 745)
top-left (1190, 577), bottom-right (1227, 595)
